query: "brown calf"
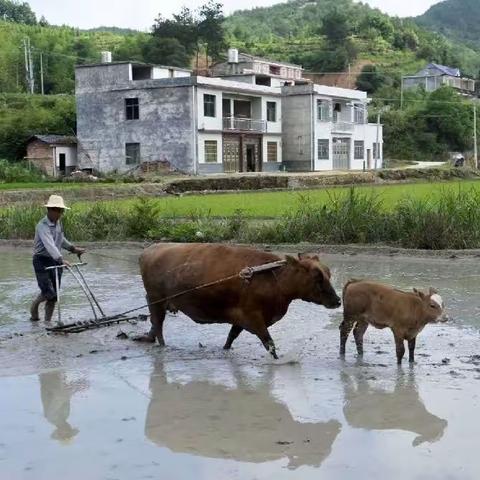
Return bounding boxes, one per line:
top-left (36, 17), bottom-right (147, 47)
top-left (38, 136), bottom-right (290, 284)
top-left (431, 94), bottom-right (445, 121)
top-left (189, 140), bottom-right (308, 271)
top-left (340, 279), bottom-right (448, 364)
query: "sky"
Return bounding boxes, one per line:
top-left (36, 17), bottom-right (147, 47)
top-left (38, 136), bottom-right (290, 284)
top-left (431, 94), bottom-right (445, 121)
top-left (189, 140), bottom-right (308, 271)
top-left (28, 0), bottom-right (443, 31)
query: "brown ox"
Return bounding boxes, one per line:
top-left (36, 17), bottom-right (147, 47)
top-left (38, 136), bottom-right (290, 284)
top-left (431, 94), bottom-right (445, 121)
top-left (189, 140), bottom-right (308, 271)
top-left (136, 243), bottom-right (341, 358)
top-left (341, 280), bottom-right (448, 364)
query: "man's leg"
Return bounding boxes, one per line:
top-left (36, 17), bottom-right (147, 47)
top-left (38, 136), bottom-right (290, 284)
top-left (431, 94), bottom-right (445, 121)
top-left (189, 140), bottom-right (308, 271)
top-left (32, 256), bottom-right (59, 322)
top-left (44, 267), bottom-right (62, 322)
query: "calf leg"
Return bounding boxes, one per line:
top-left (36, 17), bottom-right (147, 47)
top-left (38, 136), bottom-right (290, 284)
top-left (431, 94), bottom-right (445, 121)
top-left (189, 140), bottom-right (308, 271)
top-left (393, 331), bottom-right (405, 365)
top-left (408, 337), bottom-right (416, 363)
top-left (353, 320), bottom-right (368, 356)
top-left (340, 315), bottom-right (356, 356)
top-left (223, 325), bottom-right (243, 350)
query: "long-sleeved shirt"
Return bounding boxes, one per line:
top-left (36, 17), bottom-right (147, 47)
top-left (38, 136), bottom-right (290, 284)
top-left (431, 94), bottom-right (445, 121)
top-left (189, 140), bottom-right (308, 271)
top-left (33, 215), bottom-right (74, 262)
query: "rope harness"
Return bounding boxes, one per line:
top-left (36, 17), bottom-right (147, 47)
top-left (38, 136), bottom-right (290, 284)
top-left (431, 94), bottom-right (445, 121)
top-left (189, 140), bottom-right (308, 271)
top-left (47, 259), bottom-right (287, 334)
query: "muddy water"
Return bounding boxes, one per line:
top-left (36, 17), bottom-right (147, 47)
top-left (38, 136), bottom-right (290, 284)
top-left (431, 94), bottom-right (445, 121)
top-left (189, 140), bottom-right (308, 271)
top-left (1, 246), bottom-right (480, 480)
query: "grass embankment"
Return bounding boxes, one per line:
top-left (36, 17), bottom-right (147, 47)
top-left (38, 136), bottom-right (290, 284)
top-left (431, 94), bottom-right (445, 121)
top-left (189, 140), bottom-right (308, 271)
top-left (3, 185), bottom-right (480, 249)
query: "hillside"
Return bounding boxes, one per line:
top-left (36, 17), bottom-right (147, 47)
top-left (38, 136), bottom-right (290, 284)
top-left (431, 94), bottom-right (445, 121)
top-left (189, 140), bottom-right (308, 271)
top-left (416, 0), bottom-right (480, 49)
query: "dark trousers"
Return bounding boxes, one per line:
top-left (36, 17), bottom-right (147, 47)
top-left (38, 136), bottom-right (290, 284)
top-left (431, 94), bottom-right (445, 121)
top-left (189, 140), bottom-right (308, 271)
top-left (33, 255), bottom-right (62, 302)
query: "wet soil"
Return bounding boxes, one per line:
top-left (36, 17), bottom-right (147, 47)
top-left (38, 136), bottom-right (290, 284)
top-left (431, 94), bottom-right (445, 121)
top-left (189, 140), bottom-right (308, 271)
top-left (1, 246), bottom-right (479, 480)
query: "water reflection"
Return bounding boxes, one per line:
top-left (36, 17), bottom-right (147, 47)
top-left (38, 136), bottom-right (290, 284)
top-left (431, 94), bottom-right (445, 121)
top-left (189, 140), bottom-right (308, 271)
top-left (38, 370), bottom-right (86, 443)
top-left (145, 359), bottom-right (341, 469)
top-left (341, 369), bottom-right (447, 446)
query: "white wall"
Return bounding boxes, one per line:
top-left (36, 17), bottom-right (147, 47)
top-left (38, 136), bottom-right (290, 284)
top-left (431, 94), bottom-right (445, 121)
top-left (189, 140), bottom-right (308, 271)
top-left (197, 88), bottom-right (222, 131)
top-left (197, 133), bottom-right (222, 164)
top-left (351, 124), bottom-right (383, 170)
top-left (263, 135), bottom-right (282, 164)
top-left (263, 96), bottom-right (281, 134)
top-left (55, 146), bottom-right (77, 168)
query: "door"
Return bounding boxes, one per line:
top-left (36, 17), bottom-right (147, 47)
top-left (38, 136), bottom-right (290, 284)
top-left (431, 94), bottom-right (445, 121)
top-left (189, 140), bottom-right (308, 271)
top-left (246, 145), bottom-right (256, 172)
top-left (332, 138), bottom-right (350, 170)
top-left (58, 153), bottom-right (66, 175)
top-left (223, 137), bottom-right (240, 173)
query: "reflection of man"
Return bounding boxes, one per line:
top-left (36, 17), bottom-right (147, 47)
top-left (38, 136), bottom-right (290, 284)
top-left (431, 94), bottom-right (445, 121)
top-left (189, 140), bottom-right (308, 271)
top-left (39, 370), bottom-right (84, 443)
top-left (342, 370), bottom-right (447, 446)
top-left (145, 359), bottom-right (341, 469)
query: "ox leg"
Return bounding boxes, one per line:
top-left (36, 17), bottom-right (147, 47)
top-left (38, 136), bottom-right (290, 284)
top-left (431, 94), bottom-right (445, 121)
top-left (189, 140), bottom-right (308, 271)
top-left (223, 325), bottom-right (243, 350)
top-left (256, 327), bottom-right (278, 360)
top-left (353, 320), bottom-right (368, 356)
top-left (408, 337), bottom-right (416, 363)
top-left (134, 297), bottom-right (166, 345)
top-left (393, 331), bottom-right (405, 365)
top-left (340, 315), bottom-right (356, 356)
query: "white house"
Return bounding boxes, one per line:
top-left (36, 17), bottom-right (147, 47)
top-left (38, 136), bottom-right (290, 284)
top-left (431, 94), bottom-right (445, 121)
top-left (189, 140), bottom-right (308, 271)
top-left (282, 84), bottom-right (383, 171)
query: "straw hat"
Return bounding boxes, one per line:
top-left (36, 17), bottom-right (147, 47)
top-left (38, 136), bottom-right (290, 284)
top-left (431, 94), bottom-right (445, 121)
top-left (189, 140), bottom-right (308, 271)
top-left (44, 195), bottom-right (70, 210)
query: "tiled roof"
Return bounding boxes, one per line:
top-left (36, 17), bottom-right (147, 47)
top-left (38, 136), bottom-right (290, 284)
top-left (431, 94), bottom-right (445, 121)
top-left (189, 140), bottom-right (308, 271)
top-left (31, 135), bottom-right (77, 145)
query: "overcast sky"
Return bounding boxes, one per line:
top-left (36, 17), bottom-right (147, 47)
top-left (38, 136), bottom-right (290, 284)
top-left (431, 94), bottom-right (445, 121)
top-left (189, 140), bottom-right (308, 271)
top-left (28, 0), bottom-right (443, 31)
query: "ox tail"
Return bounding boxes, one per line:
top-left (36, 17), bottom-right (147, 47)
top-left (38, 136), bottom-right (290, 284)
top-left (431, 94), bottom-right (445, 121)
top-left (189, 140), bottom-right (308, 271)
top-left (342, 278), bottom-right (361, 304)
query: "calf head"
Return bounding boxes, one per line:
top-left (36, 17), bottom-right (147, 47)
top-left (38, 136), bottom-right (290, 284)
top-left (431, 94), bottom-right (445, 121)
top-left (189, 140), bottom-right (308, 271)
top-left (285, 253), bottom-right (341, 309)
top-left (413, 287), bottom-right (449, 323)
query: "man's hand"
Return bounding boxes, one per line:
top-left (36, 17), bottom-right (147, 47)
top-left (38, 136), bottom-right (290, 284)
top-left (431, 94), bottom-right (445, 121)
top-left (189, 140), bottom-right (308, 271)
top-left (73, 247), bottom-right (86, 256)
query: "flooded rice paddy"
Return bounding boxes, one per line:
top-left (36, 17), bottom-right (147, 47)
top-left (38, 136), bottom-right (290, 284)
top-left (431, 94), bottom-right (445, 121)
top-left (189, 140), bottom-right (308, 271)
top-left (0, 245), bottom-right (479, 479)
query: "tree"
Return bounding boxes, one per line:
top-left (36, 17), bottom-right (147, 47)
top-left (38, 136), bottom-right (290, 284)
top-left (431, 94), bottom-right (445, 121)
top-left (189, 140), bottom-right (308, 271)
top-left (142, 37), bottom-right (190, 68)
top-left (198, 1), bottom-right (226, 63)
top-left (320, 9), bottom-right (352, 44)
top-left (356, 65), bottom-right (388, 94)
top-left (0, 0), bottom-right (36, 24)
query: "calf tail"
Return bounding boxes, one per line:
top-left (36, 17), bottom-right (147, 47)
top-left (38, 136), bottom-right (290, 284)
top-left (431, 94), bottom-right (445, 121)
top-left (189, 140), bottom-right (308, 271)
top-left (342, 278), bottom-right (361, 304)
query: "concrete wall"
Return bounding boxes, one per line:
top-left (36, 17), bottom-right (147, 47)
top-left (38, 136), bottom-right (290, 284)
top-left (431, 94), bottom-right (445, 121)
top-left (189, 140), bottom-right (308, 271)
top-left (281, 93), bottom-right (313, 171)
top-left (76, 84), bottom-right (196, 174)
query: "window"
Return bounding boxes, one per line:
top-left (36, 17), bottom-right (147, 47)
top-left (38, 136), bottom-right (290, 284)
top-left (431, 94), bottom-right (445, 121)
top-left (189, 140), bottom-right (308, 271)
top-left (125, 143), bottom-right (140, 165)
top-left (267, 102), bottom-right (277, 122)
top-left (354, 105), bottom-right (365, 124)
top-left (204, 94), bottom-right (216, 117)
top-left (267, 142), bottom-right (278, 162)
top-left (317, 100), bottom-right (330, 121)
top-left (204, 140), bottom-right (217, 162)
top-left (354, 141), bottom-right (364, 159)
top-left (318, 139), bottom-right (329, 160)
top-left (125, 98), bottom-right (139, 120)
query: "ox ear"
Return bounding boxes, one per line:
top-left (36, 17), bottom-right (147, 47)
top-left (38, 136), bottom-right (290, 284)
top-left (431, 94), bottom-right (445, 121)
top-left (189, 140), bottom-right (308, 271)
top-left (298, 252), bottom-right (320, 261)
top-left (429, 287), bottom-right (438, 296)
top-left (285, 255), bottom-right (300, 266)
top-left (413, 288), bottom-right (426, 299)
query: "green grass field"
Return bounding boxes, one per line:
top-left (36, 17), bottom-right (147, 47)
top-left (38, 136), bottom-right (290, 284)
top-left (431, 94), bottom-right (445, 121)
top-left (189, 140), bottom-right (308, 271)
top-left (78, 180), bottom-right (480, 218)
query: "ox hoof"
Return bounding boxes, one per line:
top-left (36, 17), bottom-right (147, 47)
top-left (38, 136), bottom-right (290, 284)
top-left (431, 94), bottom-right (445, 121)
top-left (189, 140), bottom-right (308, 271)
top-left (132, 334), bottom-right (156, 343)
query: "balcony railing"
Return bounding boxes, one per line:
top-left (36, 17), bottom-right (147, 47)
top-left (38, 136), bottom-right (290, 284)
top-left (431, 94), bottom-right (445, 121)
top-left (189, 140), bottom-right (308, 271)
top-left (223, 117), bottom-right (267, 133)
top-left (332, 120), bottom-right (355, 133)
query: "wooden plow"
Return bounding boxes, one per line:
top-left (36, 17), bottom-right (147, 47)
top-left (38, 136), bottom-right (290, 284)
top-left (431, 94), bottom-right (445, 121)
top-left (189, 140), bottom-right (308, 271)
top-left (45, 262), bottom-right (148, 334)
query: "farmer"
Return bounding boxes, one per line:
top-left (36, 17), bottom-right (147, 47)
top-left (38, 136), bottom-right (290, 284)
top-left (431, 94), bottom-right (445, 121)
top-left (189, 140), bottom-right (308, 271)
top-left (30, 195), bottom-right (85, 322)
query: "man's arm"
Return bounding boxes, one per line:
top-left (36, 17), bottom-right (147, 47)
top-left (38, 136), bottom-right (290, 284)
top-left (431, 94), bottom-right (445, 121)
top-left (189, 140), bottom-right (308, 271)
top-left (61, 234), bottom-right (85, 256)
top-left (37, 223), bottom-right (63, 262)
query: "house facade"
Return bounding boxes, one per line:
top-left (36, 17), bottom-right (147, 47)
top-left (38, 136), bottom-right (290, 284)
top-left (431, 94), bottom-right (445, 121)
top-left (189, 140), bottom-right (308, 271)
top-left (25, 135), bottom-right (77, 177)
top-left (282, 84), bottom-right (382, 171)
top-left (403, 63), bottom-right (476, 97)
top-left (75, 62), bottom-right (282, 174)
top-left (75, 52), bottom-right (382, 175)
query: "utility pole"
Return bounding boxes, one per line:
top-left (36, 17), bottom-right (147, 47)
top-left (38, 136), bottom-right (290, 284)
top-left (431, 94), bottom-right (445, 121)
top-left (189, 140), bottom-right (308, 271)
top-left (400, 76), bottom-right (404, 110)
top-left (23, 37), bottom-right (34, 93)
top-left (474, 103), bottom-right (478, 169)
top-left (40, 52), bottom-right (44, 95)
top-left (375, 112), bottom-right (381, 169)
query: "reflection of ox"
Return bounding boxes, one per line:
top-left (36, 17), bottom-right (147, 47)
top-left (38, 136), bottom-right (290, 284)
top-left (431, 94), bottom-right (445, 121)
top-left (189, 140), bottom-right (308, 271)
top-left (341, 370), bottom-right (447, 447)
top-left (145, 360), bottom-right (341, 469)
top-left (137, 244), bottom-right (341, 358)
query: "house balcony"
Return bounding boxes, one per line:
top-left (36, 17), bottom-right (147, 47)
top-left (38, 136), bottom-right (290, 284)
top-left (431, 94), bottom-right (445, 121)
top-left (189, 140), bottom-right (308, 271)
top-left (223, 117), bottom-right (267, 133)
top-left (332, 120), bottom-right (355, 133)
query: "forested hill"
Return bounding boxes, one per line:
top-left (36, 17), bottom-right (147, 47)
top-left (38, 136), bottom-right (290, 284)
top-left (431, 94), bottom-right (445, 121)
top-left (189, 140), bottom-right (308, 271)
top-left (416, 0), bottom-right (480, 49)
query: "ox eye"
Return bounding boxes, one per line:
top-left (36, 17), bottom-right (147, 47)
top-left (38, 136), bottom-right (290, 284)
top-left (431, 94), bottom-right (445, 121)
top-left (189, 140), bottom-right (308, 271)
top-left (430, 302), bottom-right (439, 309)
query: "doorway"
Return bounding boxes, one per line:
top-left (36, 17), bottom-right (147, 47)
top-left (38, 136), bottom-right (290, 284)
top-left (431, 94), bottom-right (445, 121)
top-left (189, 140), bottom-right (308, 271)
top-left (58, 153), bottom-right (66, 175)
top-left (246, 145), bottom-right (256, 172)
